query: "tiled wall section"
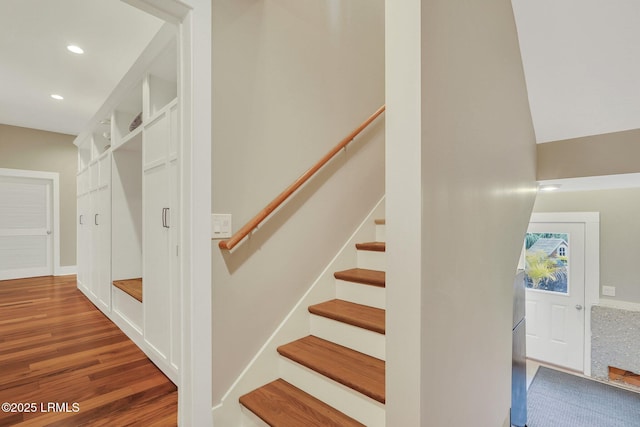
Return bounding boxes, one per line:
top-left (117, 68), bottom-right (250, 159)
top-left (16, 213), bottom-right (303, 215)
top-left (592, 306), bottom-right (640, 380)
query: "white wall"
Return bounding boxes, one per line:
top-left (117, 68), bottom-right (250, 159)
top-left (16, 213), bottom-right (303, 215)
top-left (387, 0), bottom-right (538, 425)
top-left (211, 0), bottom-right (385, 405)
top-left (512, 0), bottom-right (640, 143)
top-left (534, 188), bottom-right (640, 304)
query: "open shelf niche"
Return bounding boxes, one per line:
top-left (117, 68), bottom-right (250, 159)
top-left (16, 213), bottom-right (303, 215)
top-left (112, 81), bottom-right (143, 148)
top-left (145, 38), bottom-right (178, 120)
top-left (111, 132), bottom-right (143, 312)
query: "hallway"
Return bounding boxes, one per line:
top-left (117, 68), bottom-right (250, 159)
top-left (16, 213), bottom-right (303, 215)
top-left (0, 275), bottom-right (177, 426)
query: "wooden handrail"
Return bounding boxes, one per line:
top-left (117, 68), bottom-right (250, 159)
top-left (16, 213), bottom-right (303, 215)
top-left (218, 105), bottom-right (385, 250)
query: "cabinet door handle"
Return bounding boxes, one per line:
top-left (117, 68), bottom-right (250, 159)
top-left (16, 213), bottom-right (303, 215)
top-left (79, 214), bottom-right (83, 225)
top-left (95, 214), bottom-right (99, 226)
top-left (162, 208), bottom-right (166, 228)
top-left (165, 208), bottom-right (170, 229)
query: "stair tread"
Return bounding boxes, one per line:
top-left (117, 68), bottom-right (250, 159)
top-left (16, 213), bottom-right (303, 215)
top-left (278, 335), bottom-right (385, 403)
top-left (355, 241), bottom-right (386, 252)
top-left (334, 268), bottom-right (385, 287)
top-left (308, 299), bottom-right (385, 334)
top-left (240, 379), bottom-right (364, 427)
top-left (374, 219), bottom-right (385, 225)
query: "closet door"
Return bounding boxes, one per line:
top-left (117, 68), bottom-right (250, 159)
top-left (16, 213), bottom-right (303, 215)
top-left (96, 155), bottom-right (111, 312)
top-left (143, 113), bottom-right (171, 359)
top-left (77, 192), bottom-right (91, 293)
top-left (95, 185), bottom-right (111, 312)
top-left (168, 104), bottom-right (180, 368)
top-left (0, 174), bottom-right (53, 280)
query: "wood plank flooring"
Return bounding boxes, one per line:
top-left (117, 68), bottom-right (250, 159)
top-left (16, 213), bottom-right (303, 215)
top-left (0, 275), bottom-right (177, 426)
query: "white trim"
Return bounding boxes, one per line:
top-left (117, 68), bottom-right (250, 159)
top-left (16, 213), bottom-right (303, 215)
top-left (112, 2), bottom-right (212, 426)
top-left (529, 212), bottom-right (600, 376)
top-left (122, 0), bottom-right (191, 24)
top-left (530, 211), bottom-right (599, 223)
top-left (597, 298), bottom-right (640, 312)
top-left (178, 3), bottom-right (213, 426)
top-left (55, 265), bottom-right (77, 276)
top-left (0, 168), bottom-right (60, 279)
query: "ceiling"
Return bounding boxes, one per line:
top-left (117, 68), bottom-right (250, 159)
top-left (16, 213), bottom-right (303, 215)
top-left (512, 0), bottom-right (640, 144)
top-left (1, 1), bottom-right (638, 191)
top-left (0, 0), bottom-right (163, 137)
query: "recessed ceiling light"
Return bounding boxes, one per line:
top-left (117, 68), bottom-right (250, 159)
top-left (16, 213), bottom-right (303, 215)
top-left (539, 184), bottom-right (561, 192)
top-left (67, 45), bottom-right (84, 54)
top-left (51, 94), bottom-right (64, 100)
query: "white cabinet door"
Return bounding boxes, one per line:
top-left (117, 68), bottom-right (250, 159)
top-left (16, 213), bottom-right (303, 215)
top-left (142, 106), bottom-right (180, 375)
top-left (169, 156), bottom-right (180, 368)
top-left (85, 154), bottom-right (111, 312)
top-left (143, 162), bottom-right (171, 358)
top-left (77, 193), bottom-right (92, 292)
top-left (95, 186), bottom-right (111, 312)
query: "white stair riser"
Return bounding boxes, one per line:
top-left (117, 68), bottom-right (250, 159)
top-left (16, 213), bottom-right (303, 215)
top-left (357, 250), bottom-right (386, 271)
top-left (240, 407), bottom-right (269, 427)
top-left (310, 315), bottom-right (385, 360)
top-left (279, 358), bottom-right (385, 427)
top-left (375, 224), bottom-right (385, 242)
top-left (335, 279), bottom-right (385, 309)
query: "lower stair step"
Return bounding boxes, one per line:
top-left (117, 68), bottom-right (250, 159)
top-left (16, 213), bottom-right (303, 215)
top-left (240, 379), bottom-right (364, 427)
top-left (277, 335), bottom-right (385, 404)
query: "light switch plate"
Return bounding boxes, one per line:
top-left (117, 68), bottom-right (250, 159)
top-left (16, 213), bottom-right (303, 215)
top-left (602, 285), bottom-right (616, 297)
top-left (211, 214), bottom-right (232, 239)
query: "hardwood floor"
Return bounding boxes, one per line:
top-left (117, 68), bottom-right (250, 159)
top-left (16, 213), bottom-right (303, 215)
top-left (0, 275), bottom-right (177, 426)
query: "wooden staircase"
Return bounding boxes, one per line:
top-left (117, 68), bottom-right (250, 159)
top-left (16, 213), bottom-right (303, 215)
top-left (239, 220), bottom-right (386, 426)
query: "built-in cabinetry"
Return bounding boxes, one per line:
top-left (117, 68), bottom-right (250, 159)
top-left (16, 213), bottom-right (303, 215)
top-left (77, 147), bottom-right (111, 313)
top-left (74, 24), bottom-right (181, 384)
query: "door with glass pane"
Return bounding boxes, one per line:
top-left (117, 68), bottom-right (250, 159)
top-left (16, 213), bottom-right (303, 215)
top-left (525, 222), bottom-right (585, 371)
top-left (0, 175), bottom-right (53, 280)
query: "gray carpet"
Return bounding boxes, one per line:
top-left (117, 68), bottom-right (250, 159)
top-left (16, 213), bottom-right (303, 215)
top-left (528, 367), bottom-right (640, 427)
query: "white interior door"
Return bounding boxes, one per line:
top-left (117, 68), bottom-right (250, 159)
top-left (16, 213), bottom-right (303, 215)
top-left (525, 222), bottom-right (585, 371)
top-left (0, 175), bottom-right (53, 280)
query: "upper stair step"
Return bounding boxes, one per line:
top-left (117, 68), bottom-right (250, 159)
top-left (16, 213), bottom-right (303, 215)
top-left (355, 241), bottom-right (385, 252)
top-left (334, 268), bottom-right (385, 287)
top-left (374, 219), bottom-right (385, 225)
top-left (277, 335), bottom-right (385, 404)
top-left (308, 299), bottom-right (385, 334)
top-left (239, 378), bottom-right (365, 427)
top-left (356, 242), bottom-right (386, 270)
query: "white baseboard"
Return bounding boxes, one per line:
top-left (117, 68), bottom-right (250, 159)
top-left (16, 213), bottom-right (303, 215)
top-left (55, 265), bottom-right (77, 276)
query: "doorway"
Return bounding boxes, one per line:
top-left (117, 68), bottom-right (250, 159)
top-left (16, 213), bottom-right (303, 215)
top-left (525, 212), bottom-right (600, 375)
top-left (0, 168), bottom-right (59, 280)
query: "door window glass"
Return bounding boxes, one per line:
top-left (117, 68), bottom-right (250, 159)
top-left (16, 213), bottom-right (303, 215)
top-left (524, 232), bottom-right (569, 294)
